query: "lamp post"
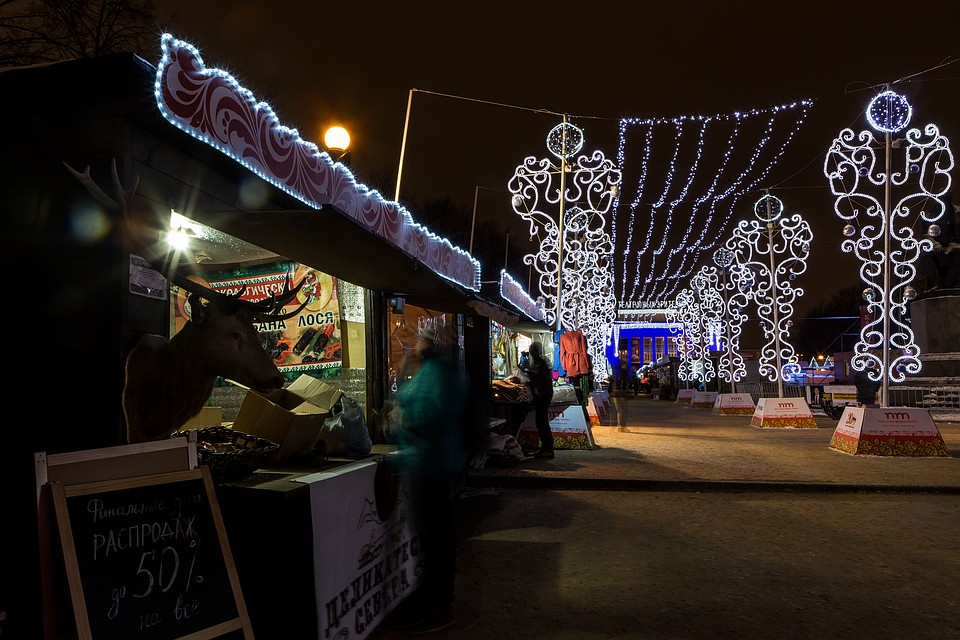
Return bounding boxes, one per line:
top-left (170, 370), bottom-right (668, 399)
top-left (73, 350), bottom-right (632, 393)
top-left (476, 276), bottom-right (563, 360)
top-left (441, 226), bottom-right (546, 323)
top-left (508, 118), bottom-right (621, 381)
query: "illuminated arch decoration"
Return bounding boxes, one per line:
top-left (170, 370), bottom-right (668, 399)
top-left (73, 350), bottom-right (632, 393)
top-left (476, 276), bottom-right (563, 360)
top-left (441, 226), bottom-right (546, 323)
top-left (613, 101), bottom-right (812, 308)
top-left (154, 34), bottom-right (480, 291)
top-left (725, 195), bottom-right (812, 385)
top-left (823, 89), bottom-right (954, 389)
top-left (509, 121), bottom-right (622, 381)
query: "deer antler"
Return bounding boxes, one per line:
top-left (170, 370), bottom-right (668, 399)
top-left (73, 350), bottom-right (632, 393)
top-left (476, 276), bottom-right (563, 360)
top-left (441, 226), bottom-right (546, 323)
top-left (64, 159), bottom-right (310, 321)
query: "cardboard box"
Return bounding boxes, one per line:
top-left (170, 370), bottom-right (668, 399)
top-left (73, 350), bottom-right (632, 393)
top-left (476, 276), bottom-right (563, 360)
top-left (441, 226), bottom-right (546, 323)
top-left (287, 374), bottom-right (343, 413)
top-left (231, 375), bottom-right (343, 465)
top-left (180, 406), bottom-right (223, 431)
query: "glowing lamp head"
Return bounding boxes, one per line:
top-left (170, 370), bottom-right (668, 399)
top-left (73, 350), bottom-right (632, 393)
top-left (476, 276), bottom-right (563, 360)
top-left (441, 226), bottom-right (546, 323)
top-left (323, 125), bottom-right (351, 152)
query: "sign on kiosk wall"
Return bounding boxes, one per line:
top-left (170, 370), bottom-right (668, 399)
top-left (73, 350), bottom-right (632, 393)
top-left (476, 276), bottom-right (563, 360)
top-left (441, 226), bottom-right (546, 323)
top-left (175, 261), bottom-right (343, 379)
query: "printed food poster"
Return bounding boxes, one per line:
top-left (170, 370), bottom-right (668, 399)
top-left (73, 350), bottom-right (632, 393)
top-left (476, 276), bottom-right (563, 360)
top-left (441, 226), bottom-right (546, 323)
top-left (173, 261), bottom-right (342, 379)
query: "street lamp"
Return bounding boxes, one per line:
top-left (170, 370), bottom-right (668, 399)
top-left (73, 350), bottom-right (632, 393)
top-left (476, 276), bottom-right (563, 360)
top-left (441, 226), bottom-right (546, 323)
top-left (323, 125), bottom-right (351, 163)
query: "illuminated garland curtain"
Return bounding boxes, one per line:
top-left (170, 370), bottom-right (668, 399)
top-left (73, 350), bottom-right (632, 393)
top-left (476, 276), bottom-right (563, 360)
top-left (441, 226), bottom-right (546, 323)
top-left (613, 101), bottom-right (812, 307)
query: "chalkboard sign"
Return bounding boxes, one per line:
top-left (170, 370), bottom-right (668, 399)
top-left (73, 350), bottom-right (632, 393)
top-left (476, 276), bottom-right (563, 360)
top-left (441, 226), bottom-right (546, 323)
top-left (51, 467), bottom-right (253, 640)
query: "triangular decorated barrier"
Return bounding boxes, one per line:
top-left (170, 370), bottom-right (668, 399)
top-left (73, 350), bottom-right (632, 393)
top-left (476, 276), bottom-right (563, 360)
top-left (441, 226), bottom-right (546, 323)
top-left (675, 388), bottom-right (696, 405)
top-left (712, 393), bottom-right (756, 415)
top-left (691, 391), bottom-right (718, 409)
top-left (829, 407), bottom-right (950, 456)
top-left (519, 403), bottom-right (596, 450)
top-left (751, 397), bottom-right (818, 428)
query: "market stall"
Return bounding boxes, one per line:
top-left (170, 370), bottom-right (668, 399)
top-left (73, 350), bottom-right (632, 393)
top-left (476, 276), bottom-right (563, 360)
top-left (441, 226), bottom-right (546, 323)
top-left (3, 35), bottom-right (527, 640)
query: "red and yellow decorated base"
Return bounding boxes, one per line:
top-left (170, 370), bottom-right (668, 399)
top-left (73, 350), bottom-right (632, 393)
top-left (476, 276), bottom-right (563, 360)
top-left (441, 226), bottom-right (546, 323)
top-left (518, 403), bottom-right (596, 450)
top-left (830, 407), bottom-right (950, 457)
top-left (691, 391), bottom-right (718, 409)
top-left (675, 388), bottom-right (696, 405)
top-left (712, 393), bottom-right (756, 415)
top-left (751, 397), bottom-right (817, 429)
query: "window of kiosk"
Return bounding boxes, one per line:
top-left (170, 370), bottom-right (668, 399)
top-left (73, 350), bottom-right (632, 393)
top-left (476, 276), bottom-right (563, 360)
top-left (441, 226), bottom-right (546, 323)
top-left (194, 260), bottom-right (368, 420)
top-left (159, 217), bottom-right (369, 421)
top-left (386, 303), bottom-right (455, 400)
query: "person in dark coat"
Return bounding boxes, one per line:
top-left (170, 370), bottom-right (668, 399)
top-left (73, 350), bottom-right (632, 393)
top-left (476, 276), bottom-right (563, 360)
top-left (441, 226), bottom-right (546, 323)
top-left (527, 341), bottom-right (555, 459)
top-left (854, 361), bottom-right (882, 406)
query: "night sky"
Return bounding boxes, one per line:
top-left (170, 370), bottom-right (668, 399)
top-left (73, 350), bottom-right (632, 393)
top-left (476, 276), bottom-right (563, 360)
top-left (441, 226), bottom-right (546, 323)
top-left (153, 0), bottom-right (960, 332)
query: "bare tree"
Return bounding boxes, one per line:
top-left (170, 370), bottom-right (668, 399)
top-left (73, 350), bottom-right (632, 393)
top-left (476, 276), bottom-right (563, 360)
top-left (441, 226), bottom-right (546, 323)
top-left (0, 0), bottom-right (158, 67)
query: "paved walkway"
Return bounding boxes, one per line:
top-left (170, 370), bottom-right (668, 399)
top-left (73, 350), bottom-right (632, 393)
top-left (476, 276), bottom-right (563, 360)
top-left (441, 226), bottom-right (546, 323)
top-left (467, 393), bottom-right (960, 493)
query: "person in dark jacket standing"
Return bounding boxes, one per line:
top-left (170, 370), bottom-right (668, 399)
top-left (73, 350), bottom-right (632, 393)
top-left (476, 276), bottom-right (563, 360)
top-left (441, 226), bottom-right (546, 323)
top-left (854, 361), bottom-right (882, 407)
top-left (527, 341), bottom-right (555, 459)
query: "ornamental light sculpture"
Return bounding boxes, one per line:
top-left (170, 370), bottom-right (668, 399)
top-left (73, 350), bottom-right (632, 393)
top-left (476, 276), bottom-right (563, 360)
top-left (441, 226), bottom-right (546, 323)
top-left (823, 87), bottom-right (954, 407)
top-left (690, 264), bottom-right (724, 387)
top-left (669, 286), bottom-right (712, 388)
top-left (713, 247), bottom-right (751, 393)
top-left (725, 193), bottom-right (811, 397)
top-left (509, 118), bottom-right (622, 381)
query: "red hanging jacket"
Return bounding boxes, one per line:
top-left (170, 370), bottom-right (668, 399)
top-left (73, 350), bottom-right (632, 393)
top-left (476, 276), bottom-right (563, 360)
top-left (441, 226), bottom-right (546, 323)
top-left (559, 330), bottom-right (589, 377)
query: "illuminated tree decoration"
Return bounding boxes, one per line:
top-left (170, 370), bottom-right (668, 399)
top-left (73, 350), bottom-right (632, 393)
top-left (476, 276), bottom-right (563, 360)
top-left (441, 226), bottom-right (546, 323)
top-left (509, 120), bottom-right (622, 381)
top-left (668, 287), bottom-right (701, 384)
top-left (713, 248), bottom-right (750, 388)
top-left (823, 89), bottom-right (954, 390)
top-left (690, 265), bottom-right (723, 384)
top-left (725, 195), bottom-right (811, 385)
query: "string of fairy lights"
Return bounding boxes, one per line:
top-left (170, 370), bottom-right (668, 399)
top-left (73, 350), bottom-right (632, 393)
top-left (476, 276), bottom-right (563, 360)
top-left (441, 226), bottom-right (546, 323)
top-left (614, 100), bottom-right (813, 305)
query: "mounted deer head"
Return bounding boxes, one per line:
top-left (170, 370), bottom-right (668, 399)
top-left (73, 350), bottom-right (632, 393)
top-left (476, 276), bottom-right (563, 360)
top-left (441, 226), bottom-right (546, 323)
top-left (64, 159), bottom-right (308, 443)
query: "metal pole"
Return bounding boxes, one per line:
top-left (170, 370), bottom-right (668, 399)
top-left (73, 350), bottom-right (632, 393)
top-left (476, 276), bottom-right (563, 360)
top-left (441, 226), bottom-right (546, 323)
top-left (766, 193), bottom-right (784, 398)
top-left (555, 115), bottom-right (568, 332)
top-left (394, 89), bottom-right (414, 203)
top-left (882, 102), bottom-right (892, 408)
top-left (723, 267), bottom-right (736, 394)
top-left (469, 185), bottom-right (479, 254)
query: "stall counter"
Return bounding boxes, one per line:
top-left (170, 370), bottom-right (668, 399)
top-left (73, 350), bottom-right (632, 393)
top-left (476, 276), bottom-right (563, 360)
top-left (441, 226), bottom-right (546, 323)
top-left (215, 445), bottom-right (422, 640)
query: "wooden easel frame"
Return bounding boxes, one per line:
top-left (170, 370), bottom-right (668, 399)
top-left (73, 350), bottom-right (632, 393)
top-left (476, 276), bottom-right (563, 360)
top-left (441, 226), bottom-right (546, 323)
top-left (49, 467), bottom-right (253, 640)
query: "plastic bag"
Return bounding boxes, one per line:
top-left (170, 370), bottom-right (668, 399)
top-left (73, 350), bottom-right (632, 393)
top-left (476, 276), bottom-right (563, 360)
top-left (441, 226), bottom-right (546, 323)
top-left (319, 395), bottom-right (372, 457)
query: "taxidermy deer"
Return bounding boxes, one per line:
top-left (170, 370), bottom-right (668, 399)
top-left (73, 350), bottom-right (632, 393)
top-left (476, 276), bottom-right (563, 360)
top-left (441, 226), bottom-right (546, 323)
top-left (64, 160), bottom-right (306, 443)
